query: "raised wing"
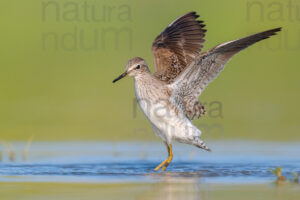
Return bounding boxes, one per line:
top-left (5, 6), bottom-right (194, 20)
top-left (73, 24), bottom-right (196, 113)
top-left (171, 27), bottom-right (282, 119)
top-left (152, 12), bottom-right (206, 83)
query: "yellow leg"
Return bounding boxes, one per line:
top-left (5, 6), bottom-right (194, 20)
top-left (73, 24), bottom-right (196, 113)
top-left (154, 142), bottom-right (173, 171)
top-left (162, 144), bottom-right (173, 171)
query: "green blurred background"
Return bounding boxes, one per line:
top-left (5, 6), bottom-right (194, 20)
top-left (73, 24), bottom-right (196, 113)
top-left (0, 0), bottom-right (299, 141)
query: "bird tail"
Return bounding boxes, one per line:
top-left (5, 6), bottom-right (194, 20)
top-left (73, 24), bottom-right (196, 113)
top-left (193, 137), bottom-right (211, 152)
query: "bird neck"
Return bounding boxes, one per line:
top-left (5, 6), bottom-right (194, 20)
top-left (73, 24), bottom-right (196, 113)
top-left (134, 70), bottom-right (154, 83)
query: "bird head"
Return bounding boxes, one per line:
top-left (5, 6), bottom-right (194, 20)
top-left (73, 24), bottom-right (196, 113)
top-left (113, 57), bottom-right (149, 83)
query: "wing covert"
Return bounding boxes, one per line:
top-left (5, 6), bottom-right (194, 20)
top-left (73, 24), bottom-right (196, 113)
top-left (152, 12), bottom-right (206, 83)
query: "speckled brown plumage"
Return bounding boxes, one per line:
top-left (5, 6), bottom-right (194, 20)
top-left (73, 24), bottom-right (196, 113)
top-left (113, 11), bottom-right (281, 170)
top-left (151, 12), bottom-right (281, 120)
top-left (170, 27), bottom-right (281, 120)
top-left (152, 12), bottom-right (206, 83)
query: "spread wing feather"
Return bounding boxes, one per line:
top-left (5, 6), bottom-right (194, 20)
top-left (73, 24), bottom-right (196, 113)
top-left (170, 27), bottom-right (282, 119)
top-left (152, 12), bottom-right (206, 83)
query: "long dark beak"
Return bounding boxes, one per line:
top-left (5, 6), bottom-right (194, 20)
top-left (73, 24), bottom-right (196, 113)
top-left (112, 71), bottom-right (127, 83)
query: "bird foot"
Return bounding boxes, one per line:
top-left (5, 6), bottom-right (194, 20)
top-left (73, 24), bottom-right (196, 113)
top-left (154, 159), bottom-right (168, 171)
top-left (154, 156), bottom-right (173, 171)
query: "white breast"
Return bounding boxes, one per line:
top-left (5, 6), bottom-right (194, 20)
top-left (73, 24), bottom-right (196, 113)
top-left (134, 81), bottom-right (186, 143)
top-left (133, 76), bottom-right (202, 145)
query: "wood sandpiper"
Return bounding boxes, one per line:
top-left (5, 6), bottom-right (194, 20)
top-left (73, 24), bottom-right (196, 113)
top-left (113, 11), bottom-right (281, 171)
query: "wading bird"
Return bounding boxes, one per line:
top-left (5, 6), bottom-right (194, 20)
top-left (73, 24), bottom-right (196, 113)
top-left (113, 11), bottom-right (281, 171)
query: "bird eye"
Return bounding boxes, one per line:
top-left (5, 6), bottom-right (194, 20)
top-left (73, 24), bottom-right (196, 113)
top-left (136, 65), bottom-right (140, 69)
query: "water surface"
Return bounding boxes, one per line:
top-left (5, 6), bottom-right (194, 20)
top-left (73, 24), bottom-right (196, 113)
top-left (0, 141), bottom-right (299, 184)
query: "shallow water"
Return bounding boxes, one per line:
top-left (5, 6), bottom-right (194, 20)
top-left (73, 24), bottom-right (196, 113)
top-left (0, 141), bottom-right (299, 184)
